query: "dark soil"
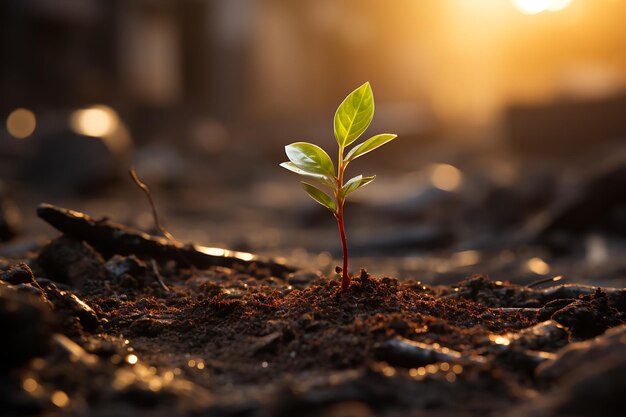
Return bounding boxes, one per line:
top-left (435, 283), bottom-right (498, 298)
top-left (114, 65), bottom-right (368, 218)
top-left (1, 234), bottom-right (626, 417)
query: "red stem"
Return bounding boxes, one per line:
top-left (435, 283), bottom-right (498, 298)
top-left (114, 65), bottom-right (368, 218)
top-left (336, 205), bottom-right (349, 291)
top-left (336, 149), bottom-right (350, 291)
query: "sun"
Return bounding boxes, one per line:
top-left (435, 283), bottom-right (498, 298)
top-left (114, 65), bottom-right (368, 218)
top-left (512, 0), bottom-right (572, 15)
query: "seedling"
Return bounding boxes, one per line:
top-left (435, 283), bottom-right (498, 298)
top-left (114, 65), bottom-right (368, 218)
top-left (280, 82), bottom-right (398, 291)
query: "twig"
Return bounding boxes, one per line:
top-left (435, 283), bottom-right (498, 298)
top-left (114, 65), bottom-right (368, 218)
top-left (375, 337), bottom-right (486, 367)
top-left (527, 275), bottom-right (563, 288)
top-left (129, 168), bottom-right (177, 243)
top-left (150, 259), bottom-right (170, 292)
top-left (37, 203), bottom-right (297, 277)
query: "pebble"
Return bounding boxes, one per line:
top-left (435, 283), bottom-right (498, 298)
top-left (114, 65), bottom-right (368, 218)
top-left (287, 270), bottom-right (322, 290)
top-left (35, 236), bottom-right (106, 289)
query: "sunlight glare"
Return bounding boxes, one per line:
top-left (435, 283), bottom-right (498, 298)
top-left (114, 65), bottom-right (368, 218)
top-left (513, 0), bottom-right (550, 14)
top-left (546, 0), bottom-right (572, 11)
top-left (512, 0), bottom-right (572, 14)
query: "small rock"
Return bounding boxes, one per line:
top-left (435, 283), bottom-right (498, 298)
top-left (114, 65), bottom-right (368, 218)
top-left (388, 317), bottom-right (410, 335)
top-left (129, 317), bottom-right (174, 338)
top-left (287, 270), bottom-right (322, 290)
top-left (537, 298), bottom-right (576, 321)
top-left (507, 320), bottom-right (569, 351)
top-left (551, 289), bottom-right (622, 339)
top-left (105, 255), bottom-right (147, 280)
top-left (265, 277), bottom-right (287, 288)
top-left (35, 236), bottom-right (106, 289)
top-left (42, 281), bottom-right (100, 332)
top-left (0, 263), bottom-right (36, 285)
top-left (118, 274), bottom-right (139, 289)
top-left (11, 283), bottom-right (45, 298)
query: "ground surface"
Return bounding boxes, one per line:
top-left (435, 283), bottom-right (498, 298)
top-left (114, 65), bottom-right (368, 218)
top-left (1, 222), bottom-right (626, 417)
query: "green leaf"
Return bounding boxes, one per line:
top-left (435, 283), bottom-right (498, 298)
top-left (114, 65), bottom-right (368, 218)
top-left (345, 134), bottom-right (397, 162)
top-left (334, 82), bottom-right (374, 147)
top-left (280, 162), bottom-right (333, 186)
top-left (341, 175), bottom-right (376, 197)
top-left (301, 182), bottom-right (337, 214)
top-left (285, 142), bottom-right (335, 179)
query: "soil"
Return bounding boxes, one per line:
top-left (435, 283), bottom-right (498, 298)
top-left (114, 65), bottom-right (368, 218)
top-left (1, 232), bottom-right (626, 417)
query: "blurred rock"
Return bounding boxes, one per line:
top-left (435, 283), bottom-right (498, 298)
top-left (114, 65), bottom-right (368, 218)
top-left (22, 132), bottom-right (128, 194)
top-left (52, 333), bottom-right (100, 366)
top-left (550, 289), bottom-right (622, 339)
top-left (553, 355), bottom-right (626, 417)
top-left (0, 240), bottom-right (41, 259)
top-left (41, 280), bottom-right (100, 333)
top-left (348, 225), bottom-right (454, 256)
top-left (0, 187), bottom-right (22, 242)
top-left (35, 236), bottom-right (106, 289)
top-left (477, 169), bottom-right (555, 231)
top-left (287, 270), bottom-right (322, 290)
top-left (535, 163), bottom-right (626, 243)
top-left (506, 320), bottom-right (569, 352)
top-left (128, 317), bottom-right (174, 338)
top-left (0, 263), bottom-right (36, 285)
top-left (105, 255), bottom-right (148, 280)
top-left (132, 145), bottom-right (185, 188)
top-left (110, 362), bottom-right (214, 411)
top-left (0, 284), bottom-right (54, 370)
top-left (537, 325), bottom-right (626, 382)
top-left (512, 326), bottom-right (626, 417)
top-left (505, 93), bottom-right (626, 155)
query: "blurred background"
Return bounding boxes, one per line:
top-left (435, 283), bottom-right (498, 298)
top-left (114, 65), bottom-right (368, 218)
top-left (1, 0), bottom-right (625, 286)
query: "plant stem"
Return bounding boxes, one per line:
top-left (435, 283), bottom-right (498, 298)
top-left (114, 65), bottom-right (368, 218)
top-left (336, 204), bottom-right (349, 291)
top-left (336, 145), bottom-right (350, 291)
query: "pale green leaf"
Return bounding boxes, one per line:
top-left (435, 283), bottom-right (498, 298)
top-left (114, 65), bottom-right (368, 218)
top-left (301, 182), bottom-right (337, 213)
top-left (333, 82), bottom-right (374, 147)
top-left (341, 175), bottom-right (376, 198)
top-left (345, 134), bottom-right (397, 162)
top-left (279, 162), bottom-right (334, 186)
top-left (285, 142), bottom-right (335, 179)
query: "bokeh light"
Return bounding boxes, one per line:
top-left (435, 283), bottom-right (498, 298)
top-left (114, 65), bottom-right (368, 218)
top-left (51, 390), bottom-right (70, 408)
top-left (70, 105), bottom-right (119, 137)
top-left (6, 108), bottom-right (36, 139)
top-left (22, 378), bottom-right (39, 393)
top-left (428, 164), bottom-right (463, 192)
top-left (527, 257), bottom-right (551, 274)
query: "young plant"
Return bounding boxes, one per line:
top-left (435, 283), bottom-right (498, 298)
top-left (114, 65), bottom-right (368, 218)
top-left (280, 82), bottom-right (398, 291)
